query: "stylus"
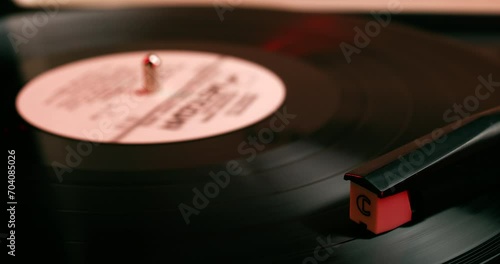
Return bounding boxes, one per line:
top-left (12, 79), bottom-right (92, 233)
top-left (344, 106), bottom-right (500, 234)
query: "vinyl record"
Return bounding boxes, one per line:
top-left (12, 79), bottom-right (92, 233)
top-left (4, 7), bottom-right (500, 263)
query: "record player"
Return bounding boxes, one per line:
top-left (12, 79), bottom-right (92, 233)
top-left (1, 1), bottom-right (500, 263)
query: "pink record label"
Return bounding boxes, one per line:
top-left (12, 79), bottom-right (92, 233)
top-left (16, 51), bottom-right (286, 144)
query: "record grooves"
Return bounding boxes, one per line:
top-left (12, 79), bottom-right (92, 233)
top-left (444, 233), bottom-right (500, 264)
top-left (3, 7), bottom-right (500, 263)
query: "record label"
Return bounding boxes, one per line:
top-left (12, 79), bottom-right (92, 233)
top-left (16, 51), bottom-right (286, 144)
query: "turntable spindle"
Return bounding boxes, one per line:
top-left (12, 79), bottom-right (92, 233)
top-left (143, 53), bottom-right (161, 92)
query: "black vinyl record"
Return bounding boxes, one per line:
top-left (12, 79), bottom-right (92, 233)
top-left (2, 7), bottom-right (500, 263)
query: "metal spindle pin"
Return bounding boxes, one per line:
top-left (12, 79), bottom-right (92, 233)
top-left (143, 53), bottom-right (161, 92)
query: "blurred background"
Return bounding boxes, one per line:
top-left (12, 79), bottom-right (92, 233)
top-left (2, 0), bottom-right (500, 47)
